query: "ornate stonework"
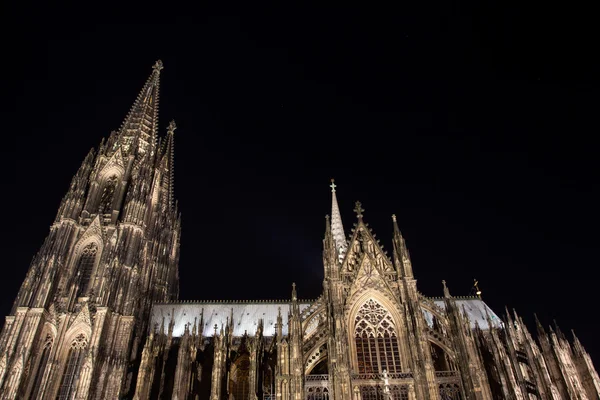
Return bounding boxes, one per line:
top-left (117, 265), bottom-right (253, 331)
top-left (1, 62), bottom-right (598, 400)
top-left (0, 61), bottom-right (180, 399)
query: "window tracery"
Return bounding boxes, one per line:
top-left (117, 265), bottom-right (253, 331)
top-left (439, 383), bottom-right (462, 400)
top-left (76, 243), bottom-right (98, 297)
top-left (360, 385), bottom-right (408, 400)
top-left (57, 334), bottom-right (87, 400)
top-left (98, 175), bottom-right (118, 215)
top-left (229, 355), bottom-right (250, 400)
top-left (30, 335), bottom-right (53, 399)
top-left (306, 387), bottom-right (329, 400)
top-left (355, 299), bottom-right (401, 374)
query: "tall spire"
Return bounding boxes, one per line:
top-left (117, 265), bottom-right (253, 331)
top-left (160, 120), bottom-right (176, 209)
top-left (392, 214), bottom-right (414, 278)
top-left (329, 179), bottom-right (347, 264)
top-left (118, 60), bottom-right (163, 160)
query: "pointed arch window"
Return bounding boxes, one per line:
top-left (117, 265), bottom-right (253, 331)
top-left (56, 334), bottom-right (87, 400)
top-left (76, 243), bottom-right (98, 297)
top-left (30, 335), bottom-right (53, 399)
top-left (98, 175), bottom-right (118, 215)
top-left (355, 299), bottom-right (401, 374)
top-left (229, 355), bottom-right (250, 400)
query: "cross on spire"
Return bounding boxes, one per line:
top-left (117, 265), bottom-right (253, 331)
top-left (330, 178), bottom-right (337, 193)
top-left (354, 201), bottom-right (365, 219)
top-left (392, 214), bottom-right (397, 222)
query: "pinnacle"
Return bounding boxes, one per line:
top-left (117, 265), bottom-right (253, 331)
top-left (354, 201), bottom-right (365, 219)
top-left (153, 60), bottom-right (164, 73)
top-left (167, 120), bottom-right (177, 135)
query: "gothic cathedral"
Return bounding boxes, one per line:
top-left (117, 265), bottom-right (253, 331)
top-left (0, 62), bottom-right (598, 400)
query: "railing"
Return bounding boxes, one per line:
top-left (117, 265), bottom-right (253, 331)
top-left (434, 371), bottom-right (459, 378)
top-left (305, 374), bottom-right (330, 388)
top-left (351, 372), bottom-right (414, 380)
top-left (306, 374), bottom-right (329, 381)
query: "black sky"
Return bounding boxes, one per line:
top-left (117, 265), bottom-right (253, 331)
top-left (1, 2), bottom-right (599, 363)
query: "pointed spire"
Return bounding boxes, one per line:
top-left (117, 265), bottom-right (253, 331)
top-left (118, 60), bottom-right (163, 159)
top-left (442, 280), bottom-right (451, 298)
top-left (329, 179), bottom-right (347, 263)
top-left (534, 313), bottom-right (546, 335)
top-left (291, 282), bottom-right (297, 302)
top-left (392, 214), bottom-right (413, 278)
top-left (160, 120), bottom-right (176, 209)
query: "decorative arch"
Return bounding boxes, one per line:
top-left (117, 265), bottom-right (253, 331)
top-left (72, 235), bottom-right (103, 298)
top-left (229, 354), bottom-right (250, 400)
top-left (346, 291), bottom-right (405, 375)
top-left (28, 329), bottom-right (55, 399)
top-left (56, 332), bottom-right (88, 400)
top-left (305, 340), bottom-right (328, 375)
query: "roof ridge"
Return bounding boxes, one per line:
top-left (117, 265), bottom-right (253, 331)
top-left (154, 299), bottom-right (317, 305)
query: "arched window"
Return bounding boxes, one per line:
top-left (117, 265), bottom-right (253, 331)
top-left (76, 243), bottom-right (98, 297)
top-left (306, 387), bottom-right (329, 400)
top-left (30, 335), bottom-right (53, 399)
top-left (98, 176), bottom-right (118, 215)
top-left (229, 355), bottom-right (250, 399)
top-left (439, 383), bottom-right (462, 400)
top-left (355, 299), bottom-right (401, 374)
top-left (56, 334), bottom-right (87, 400)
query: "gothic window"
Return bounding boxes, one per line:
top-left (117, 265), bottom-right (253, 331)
top-left (360, 385), bottom-right (408, 400)
top-left (98, 175), bottom-right (118, 215)
top-left (355, 299), bottom-right (401, 374)
top-left (229, 355), bottom-right (250, 400)
top-left (306, 387), bottom-right (329, 400)
top-left (439, 383), bottom-right (462, 400)
top-left (30, 335), bottom-right (53, 399)
top-left (56, 334), bottom-right (87, 400)
top-left (76, 243), bottom-right (98, 297)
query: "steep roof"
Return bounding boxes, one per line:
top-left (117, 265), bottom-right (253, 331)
top-left (151, 297), bottom-right (502, 338)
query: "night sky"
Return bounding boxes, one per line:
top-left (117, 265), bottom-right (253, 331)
top-left (2, 3), bottom-right (599, 364)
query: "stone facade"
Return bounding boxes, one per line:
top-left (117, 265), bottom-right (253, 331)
top-left (0, 61), bottom-right (180, 399)
top-left (1, 62), bottom-right (599, 399)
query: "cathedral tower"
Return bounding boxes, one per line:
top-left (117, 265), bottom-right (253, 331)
top-left (0, 61), bottom-right (181, 399)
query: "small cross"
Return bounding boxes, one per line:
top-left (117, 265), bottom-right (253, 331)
top-left (354, 201), bottom-right (365, 218)
top-left (330, 179), bottom-right (336, 193)
top-left (168, 120), bottom-right (177, 135)
top-left (153, 60), bottom-right (164, 73)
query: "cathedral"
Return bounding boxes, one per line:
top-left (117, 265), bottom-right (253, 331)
top-left (0, 62), bottom-right (598, 400)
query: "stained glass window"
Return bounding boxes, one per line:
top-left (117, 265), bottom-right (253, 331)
top-left (355, 299), bottom-right (401, 374)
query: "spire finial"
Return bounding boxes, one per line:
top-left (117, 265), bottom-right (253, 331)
top-left (442, 280), bottom-right (451, 298)
top-left (354, 201), bottom-right (365, 219)
top-left (153, 60), bottom-right (164, 73)
top-left (330, 178), bottom-right (337, 193)
top-left (167, 120), bottom-right (177, 135)
top-left (473, 279), bottom-right (482, 299)
top-left (392, 214), bottom-right (397, 222)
